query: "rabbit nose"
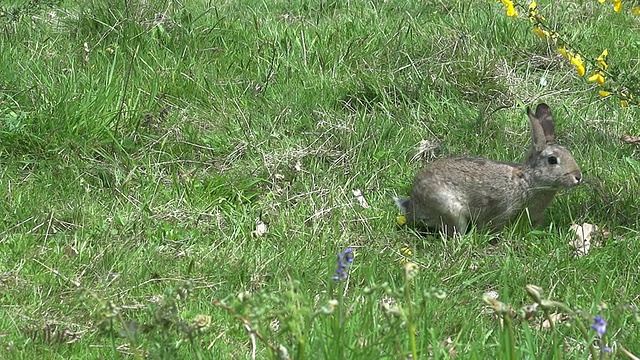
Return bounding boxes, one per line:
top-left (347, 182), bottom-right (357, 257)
top-left (574, 173), bottom-right (582, 183)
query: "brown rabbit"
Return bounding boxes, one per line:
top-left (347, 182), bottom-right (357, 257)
top-left (395, 104), bottom-right (582, 236)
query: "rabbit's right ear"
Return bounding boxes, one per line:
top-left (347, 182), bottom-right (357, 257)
top-left (535, 103), bottom-right (555, 143)
top-left (528, 103), bottom-right (555, 150)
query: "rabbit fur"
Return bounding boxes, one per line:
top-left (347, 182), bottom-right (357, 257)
top-left (395, 104), bottom-right (582, 236)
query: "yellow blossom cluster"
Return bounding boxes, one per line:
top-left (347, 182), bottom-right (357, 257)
top-left (553, 45), bottom-right (588, 78)
top-left (598, 0), bottom-right (640, 14)
top-left (598, 0), bottom-right (622, 12)
top-left (497, 0), bottom-right (640, 108)
top-left (528, 2), bottom-right (591, 78)
top-left (587, 49), bottom-right (608, 86)
top-left (529, 1), bottom-right (557, 38)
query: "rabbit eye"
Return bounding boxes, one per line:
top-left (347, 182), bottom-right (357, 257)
top-left (547, 156), bottom-right (558, 165)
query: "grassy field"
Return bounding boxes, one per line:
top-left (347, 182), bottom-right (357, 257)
top-left (1, 0), bottom-right (640, 358)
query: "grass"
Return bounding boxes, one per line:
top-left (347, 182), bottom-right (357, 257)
top-left (1, 0), bottom-right (639, 358)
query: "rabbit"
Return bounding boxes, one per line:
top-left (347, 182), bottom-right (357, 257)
top-left (395, 103), bottom-right (582, 236)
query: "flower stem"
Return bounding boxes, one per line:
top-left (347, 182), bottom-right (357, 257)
top-left (404, 276), bottom-right (418, 359)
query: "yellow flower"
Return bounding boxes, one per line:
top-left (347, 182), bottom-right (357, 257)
top-left (613, 0), bottom-right (622, 12)
top-left (598, 0), bottom-right (606, 3)
top-left (598, 90), bottom-right (612, 97)
top-left (557, 46), bottom-right (570, 60)
top-left (499, 0), bottom-right (518, 17)
top-left (528, 0), bottom-right (546, 21)
top-left (397, 246), bottom-right (413, 265)
top-left (633, 6), bottom-right (640, 14)
top-left (570, 53), bottom-right (586, 77)
top-left (401, 246), bottom-right (413, 257)
top-left (396, 215), bottom-right (407, 226)
top-left (597, 49), bottom-right (609, 69)
top-left (528, 1), bottom-right (538, 22)
top-left (533, 28), bottom-right (557, 38)
top-left (588, 70), bottom-right (606, 85)
top-left (531, 26), bottom-right (547, 38)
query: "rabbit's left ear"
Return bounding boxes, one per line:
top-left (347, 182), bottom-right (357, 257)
top-left (528, 103), bottom-right (555, 150)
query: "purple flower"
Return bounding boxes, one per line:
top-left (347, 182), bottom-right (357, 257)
top-left (343, 248), bottom-right (354, 264)
top-left (592, 316), bottom-right (607, 338)
top-left (332, 248), bottom-right (354, 281)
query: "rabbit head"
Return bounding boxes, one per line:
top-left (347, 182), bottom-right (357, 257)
top-left (524, 104), bottom-right (582, 190)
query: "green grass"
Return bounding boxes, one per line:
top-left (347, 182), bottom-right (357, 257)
top-left (1, 0), bottom-right (640, 358)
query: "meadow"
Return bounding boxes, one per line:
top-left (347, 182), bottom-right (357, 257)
top-left (1, 0), bottom-right (640, 358)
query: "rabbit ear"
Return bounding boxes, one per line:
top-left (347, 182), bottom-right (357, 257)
top-left (535, 103), bottom-right (555, 143)
top-left (528, 103), bottom-right (555, 150)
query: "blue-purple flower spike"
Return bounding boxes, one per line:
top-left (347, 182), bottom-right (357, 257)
top-left (343, 248), bottom-right (354, 264)
top-left (592, 316), bottom-right (607, 338)
top-left (332, 248), bottom-right (354, 281)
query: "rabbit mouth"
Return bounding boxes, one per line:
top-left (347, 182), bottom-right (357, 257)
top-left (540, 176), bottom-right (581, 190)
